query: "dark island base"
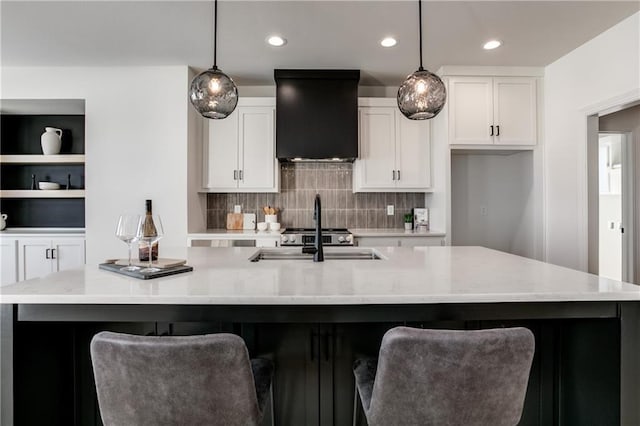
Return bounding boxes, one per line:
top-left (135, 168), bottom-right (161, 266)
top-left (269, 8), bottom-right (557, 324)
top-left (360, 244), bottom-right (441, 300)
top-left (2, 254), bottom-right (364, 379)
top-left (3, 302), bottom-right (639, 426)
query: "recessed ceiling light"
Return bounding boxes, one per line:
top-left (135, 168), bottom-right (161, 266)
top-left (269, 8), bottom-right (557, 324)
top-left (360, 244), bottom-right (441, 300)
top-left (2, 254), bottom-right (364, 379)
top-left (267, 35), bottom-right (287, 47)
top-left (483, 40), bottom-right (502, 50)
top-left (380, 37), bottom-right (397, 47)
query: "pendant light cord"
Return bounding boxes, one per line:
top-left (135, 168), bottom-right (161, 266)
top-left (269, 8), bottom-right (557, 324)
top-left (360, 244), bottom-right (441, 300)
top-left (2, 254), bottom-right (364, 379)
top-left (212, 0), bottom-right (218, 69)
top-left (418, 0), bottom-right (424, 71)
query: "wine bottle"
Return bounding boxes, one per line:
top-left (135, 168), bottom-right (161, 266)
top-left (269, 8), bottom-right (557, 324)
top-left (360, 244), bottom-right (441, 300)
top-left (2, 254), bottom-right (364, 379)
top-left (139, 199), bottom-right (159, 261)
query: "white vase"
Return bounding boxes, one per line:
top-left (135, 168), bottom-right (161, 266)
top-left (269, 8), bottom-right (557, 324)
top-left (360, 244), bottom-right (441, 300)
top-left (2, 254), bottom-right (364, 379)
top-left (41, 127), bottom-right (63, 155)
top-left (0, 213), bottom-right (6, 231)
top-left (404, 222), bottom-right (413, 231)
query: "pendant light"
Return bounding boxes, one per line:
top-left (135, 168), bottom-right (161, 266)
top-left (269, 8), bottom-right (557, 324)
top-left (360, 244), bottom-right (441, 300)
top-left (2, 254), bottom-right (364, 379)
top-left (189, 0), bottom-right (238, 119)
top-left (397, 0), bottom-right (446, 120)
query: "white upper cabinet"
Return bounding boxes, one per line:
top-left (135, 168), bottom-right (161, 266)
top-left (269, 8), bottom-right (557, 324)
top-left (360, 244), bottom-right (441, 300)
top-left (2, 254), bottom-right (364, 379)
top-left (354, 99), bottom-right (431, 192)
top-left (203, 98), bottom-right (278, 193)
top-left (448, 76), bottom-right (537, 146)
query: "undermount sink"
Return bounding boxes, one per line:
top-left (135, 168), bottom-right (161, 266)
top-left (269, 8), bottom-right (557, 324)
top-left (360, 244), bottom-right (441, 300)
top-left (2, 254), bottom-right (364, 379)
top-left (249, 247), bottom-right (385, 262)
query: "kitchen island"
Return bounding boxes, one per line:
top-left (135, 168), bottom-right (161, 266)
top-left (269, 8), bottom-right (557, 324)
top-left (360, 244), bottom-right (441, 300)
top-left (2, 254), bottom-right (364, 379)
top-left (2, 246), bottom-right (640, 425)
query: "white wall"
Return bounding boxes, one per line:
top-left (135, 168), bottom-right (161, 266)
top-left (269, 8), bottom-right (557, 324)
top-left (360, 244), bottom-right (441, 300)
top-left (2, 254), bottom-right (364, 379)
top-left (1, 66), bottom-right (191, 265)
top-left (451, 151), bottom-right (535, 258)
top-left (544, 11), bottom-right (640, 271)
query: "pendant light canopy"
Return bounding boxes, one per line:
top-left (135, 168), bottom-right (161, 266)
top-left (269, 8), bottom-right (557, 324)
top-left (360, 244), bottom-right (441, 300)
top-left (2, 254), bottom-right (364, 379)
top-left (397, 0), bottom-right (446, 120)
top-left (189, 0), bottom-right (238, 119)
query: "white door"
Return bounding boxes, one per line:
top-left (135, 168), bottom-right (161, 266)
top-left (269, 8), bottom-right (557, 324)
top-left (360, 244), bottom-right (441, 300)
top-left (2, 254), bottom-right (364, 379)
top-left (493, 77), bottom-right (537, 145)
top-left (204, 112), bottom-right (239, 189)
top-left (357, 107), bottom-right (397, 189)
top-left (238, 107), bottom-right (276, 190)
top-left (19, 239), bottom-right (53, 281)
top-left (396, 114), bottom-right (431, 189)
top-left (0, 239), bottom-right (18, 285)
top-left (598, 133), bottom-right (634, 282)
top-left (448, 77), bottom-right (494, 145)
top-left (52, 238), bottom-right (86, 272)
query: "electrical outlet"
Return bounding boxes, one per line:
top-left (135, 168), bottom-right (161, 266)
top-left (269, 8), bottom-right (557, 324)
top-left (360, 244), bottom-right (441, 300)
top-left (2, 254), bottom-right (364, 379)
top-left (480, 206), bottom-right (488, 216)
top-left (234, 205), bottom-right (242, 213)
top-left (387, 205), bottom-right (395, 216)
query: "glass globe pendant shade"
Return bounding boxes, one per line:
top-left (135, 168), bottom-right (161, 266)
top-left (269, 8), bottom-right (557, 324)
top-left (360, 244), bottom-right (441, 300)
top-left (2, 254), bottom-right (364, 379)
top-left (397, 68), bottom-right (446, 120)
top-left (189, 66), bottom-right (238, 119)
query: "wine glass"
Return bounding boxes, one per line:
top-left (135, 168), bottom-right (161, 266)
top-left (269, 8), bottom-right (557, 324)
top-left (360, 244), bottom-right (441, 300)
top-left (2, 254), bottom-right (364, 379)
top-left (115, 214), bottom-right (141, 271)
top-left (136, 214), bottom-right (164, 273)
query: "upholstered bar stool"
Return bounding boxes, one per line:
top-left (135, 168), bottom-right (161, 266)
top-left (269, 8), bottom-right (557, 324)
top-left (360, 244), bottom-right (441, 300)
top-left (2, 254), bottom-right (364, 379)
top-left (90, 331), bottom-right (274, 426)
top-left (353, 326), bottom-right (535, 426)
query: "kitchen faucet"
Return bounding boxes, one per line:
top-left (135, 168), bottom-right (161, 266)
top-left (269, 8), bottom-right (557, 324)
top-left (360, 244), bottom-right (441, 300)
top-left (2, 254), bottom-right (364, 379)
top-left (302, 194), bottom-right (324, 262)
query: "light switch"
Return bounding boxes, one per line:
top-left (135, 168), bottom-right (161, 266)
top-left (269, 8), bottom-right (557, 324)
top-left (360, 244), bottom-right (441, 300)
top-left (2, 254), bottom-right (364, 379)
top-left (387, 205), bottom-right (394, 215)
top-left (234, 205), bottom-right (242, 213)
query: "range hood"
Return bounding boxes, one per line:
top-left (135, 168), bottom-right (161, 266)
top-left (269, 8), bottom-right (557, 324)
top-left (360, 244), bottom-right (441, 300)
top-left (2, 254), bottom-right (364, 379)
top-left (274, 69), bottom-right (360, 161)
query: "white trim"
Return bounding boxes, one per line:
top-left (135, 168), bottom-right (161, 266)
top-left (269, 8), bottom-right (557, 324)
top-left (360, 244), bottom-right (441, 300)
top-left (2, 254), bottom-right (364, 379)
top-left (581, 88), bottom-right (640, 116)
top-left (581, 90), bottom-right (640, 273)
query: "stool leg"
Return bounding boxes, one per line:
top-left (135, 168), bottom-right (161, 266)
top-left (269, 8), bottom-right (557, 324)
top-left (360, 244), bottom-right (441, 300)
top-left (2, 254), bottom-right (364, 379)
top-left (270, 383), bottom-right (275, 426)
top-left (353, 383), bottom-right (359, 426)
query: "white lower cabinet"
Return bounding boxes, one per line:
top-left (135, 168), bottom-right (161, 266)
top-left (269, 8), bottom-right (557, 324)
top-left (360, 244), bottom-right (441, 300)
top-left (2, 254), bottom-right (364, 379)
top-left (1, 238), bottom-right (18, 285)
top-left (18, 237), bottom-right (86, 281)
top-left (355, 236), bottom-right (444, 247)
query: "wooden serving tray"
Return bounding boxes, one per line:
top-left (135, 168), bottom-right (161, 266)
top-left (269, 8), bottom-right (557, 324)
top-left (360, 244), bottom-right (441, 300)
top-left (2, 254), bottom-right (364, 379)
top-left (105, 258), bottom-right (187, 269)
top-left (98, 263), bottom-right (193, 280)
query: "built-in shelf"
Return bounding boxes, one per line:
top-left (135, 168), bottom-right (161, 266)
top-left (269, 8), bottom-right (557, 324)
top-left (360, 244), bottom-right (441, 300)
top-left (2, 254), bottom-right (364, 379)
top-left (0, 190), bottom-right (85, 198)
top-left (0, 154), bottom-right (85, 164)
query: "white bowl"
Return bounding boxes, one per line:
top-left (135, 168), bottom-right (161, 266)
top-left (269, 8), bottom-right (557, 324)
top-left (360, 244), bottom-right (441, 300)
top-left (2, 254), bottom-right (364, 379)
top-left (256, 222), bottom-right (268, 231)
top-left (269, 222), bottom-right (281, 231)
top-left (38, 182), bottom-right (60, 190)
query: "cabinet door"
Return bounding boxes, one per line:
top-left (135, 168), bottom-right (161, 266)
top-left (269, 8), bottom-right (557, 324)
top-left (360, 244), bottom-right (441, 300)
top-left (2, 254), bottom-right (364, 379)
top-left (354, 108), bottom-right (397, 190)
top-left (448, 77), bottom-right (494, 145)
top-left (204, 112), bottom-right (239, 189)
top-left (238, 107), bottom-right (277, 191)
top-left (0, 239), bottom-right (18, 285)
top-left (398, 236), bottom-right (444, 247)
top-left (493, 77), bottom-right (537, 145)
top-left (355, 237), bottom-right (400, 247)
top-left (19, 239), bottom-right (53, 281)
top-left (396, 114), bottom-right (431, 189)
top-left (52, 238), bottom-right (85, 272)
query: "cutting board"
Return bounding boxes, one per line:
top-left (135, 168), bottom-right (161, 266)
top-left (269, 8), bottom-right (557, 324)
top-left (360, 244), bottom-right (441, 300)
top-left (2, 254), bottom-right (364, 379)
top-left (226, 213), bottom-right (244, 230)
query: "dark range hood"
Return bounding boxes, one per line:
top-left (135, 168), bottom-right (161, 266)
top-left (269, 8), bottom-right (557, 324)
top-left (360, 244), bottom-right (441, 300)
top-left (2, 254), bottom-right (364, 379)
top-left (274, 69), bottom-right (360, 161)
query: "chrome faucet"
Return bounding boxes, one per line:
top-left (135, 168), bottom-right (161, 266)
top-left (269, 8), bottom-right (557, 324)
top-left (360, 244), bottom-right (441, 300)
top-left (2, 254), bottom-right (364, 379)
top-left (302, 194), bottom-right (324, 262)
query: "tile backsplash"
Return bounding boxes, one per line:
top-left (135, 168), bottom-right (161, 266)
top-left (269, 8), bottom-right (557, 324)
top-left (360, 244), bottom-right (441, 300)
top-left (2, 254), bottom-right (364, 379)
top-left (206, 163), bottom-right (425, 229)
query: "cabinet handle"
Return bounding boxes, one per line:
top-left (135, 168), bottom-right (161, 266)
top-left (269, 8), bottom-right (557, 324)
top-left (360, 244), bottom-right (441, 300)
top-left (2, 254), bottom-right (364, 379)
top-left (490, 125), bottom-right (494, 136)
top-left (392, 170), bottom-right (396, 181)
top-left (233, 170), bottom-right (238, 180)
top-left (397, 170), bottom-right (401, 180)
top-left (51, 248), bottom-right (56, 259)
top-left (45, 248), bottom-right (51, 259)
top-left (239, 170), bottom-right (243, 181)
top-left (496, 125), bottom-right (500, 136)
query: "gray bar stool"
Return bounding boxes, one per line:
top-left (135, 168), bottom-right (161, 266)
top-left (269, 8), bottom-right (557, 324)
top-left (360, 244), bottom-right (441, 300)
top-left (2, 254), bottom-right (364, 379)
top-left (90, 331), bottom-right (274, 426)
top-left (353, 326), bottom-right (535, 426)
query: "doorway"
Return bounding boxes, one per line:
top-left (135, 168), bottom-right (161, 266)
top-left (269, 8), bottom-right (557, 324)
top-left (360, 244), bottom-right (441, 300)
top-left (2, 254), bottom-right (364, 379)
top-left (597, 132), bottom-right (633, 281)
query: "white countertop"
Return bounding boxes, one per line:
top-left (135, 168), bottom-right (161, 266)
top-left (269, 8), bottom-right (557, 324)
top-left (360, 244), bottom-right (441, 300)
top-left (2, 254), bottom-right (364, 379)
top-left (0, 228), bottom-right (85, 237)
top-left (350, 228), bottom-right (446, 237)
top-left (1, 246), bottom-right (639, 305)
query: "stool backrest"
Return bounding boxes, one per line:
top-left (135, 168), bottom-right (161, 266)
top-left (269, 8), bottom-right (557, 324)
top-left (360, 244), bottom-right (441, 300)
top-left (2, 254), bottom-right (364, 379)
top-left (369, 326), bottom-right (535, 426)
top-left (90, 331), bottom-right (262, 426)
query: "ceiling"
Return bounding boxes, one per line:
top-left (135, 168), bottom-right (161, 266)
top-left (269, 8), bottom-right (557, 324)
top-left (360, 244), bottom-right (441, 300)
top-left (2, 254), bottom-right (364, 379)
top-left (1, 1), bottom-right (638, 86)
